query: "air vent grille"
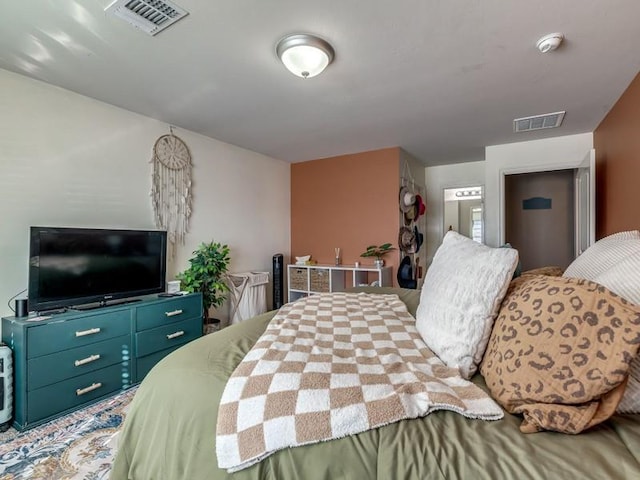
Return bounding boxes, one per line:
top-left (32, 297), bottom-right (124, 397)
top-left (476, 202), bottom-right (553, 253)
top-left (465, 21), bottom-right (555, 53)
top-left (105, 0), bottom-right (189, 36)
top-left (513, 111), bottom-right (566, 133)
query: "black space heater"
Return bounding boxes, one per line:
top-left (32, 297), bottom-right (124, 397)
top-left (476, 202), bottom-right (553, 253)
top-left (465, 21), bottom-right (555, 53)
top-left (273, 254), bottom-right (284, 310)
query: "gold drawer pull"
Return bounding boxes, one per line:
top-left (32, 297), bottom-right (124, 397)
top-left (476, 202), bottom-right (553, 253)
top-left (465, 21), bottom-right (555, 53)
top-left (76, 382), bottom-right (102, 396)
top-left (74, 354), bottom-right (101, 367)
top-left (166, 330), bottom-right (185, 340)
top-left (75, 327), bottom-right (101, 337)
top-left (165, 309), bottom-right (183, 317)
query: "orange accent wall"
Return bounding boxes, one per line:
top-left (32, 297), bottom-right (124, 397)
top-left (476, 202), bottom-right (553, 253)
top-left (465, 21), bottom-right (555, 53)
top-left (291, 148), bottom-right (401, 286)
top-left (594, 72), bottom-right (640, 238)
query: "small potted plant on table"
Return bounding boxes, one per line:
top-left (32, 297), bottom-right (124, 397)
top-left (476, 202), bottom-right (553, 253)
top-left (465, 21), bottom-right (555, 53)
top-left (177, 241), bottom-right (230, 333)
top-left (360, 243), bottom-right (396, 268)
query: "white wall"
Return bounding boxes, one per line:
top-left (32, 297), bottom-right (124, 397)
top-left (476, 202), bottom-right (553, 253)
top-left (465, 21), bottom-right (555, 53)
top-left (424, 161), bottom-right (485, 264)
top-left (424, 133), bottom-right (594, 264)
top-left (484, 132), bottom-right (593, 247)
top-left (0, 69), bottom-right (290, 322)
top-left (443, 200), bottom-right (459, 234)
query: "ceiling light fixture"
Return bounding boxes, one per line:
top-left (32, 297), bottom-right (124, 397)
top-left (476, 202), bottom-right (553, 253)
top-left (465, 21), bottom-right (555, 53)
top-left (276, 34), bottom-right (335, 79)
top-left (536, 33), bottom-right (564, 53)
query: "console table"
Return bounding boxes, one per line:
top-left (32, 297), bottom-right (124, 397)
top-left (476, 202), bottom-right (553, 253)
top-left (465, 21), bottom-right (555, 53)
top-left (1, 293), bottom-right (202, 431)
top-left (287, 264), bottom-right (393, 302)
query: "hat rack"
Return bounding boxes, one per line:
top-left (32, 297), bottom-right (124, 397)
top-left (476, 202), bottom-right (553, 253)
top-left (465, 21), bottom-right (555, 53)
top-left (398, 158), bottom-right (426, 289)
top-left (400, 158), bottom-right (417, 192)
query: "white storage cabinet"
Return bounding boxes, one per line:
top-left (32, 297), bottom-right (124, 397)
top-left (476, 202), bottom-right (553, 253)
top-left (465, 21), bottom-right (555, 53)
top-left (287, 264), bottom-right (393, 302)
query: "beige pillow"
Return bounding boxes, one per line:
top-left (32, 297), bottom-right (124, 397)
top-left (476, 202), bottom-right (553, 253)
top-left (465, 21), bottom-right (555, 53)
top-left (521, 266), bottom-right (564, 277)
top-left (563, 232), bottom-right (640, 414)
top-left (480, 275), bottom-right (640, 434)
top-left (595, 251), bottom-right (640, 414)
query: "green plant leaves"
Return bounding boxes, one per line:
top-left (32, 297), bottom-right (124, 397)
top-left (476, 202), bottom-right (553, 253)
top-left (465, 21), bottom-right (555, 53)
top-left (360, 243), bottom-right (396, 259)
top-left (176, 241), bottom-right (231, 317)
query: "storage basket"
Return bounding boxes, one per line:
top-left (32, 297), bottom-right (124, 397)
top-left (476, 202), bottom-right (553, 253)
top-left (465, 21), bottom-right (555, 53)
top-left (290, 268), bottom-right (308, 290)
top-left (310, 268), bottom-right (330, 292)
top-left (227, 272), bottom-right (269, 325)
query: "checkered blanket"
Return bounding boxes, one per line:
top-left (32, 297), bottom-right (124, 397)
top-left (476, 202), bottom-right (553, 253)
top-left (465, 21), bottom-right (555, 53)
top-left (216, 292), bottom-right (503, 472)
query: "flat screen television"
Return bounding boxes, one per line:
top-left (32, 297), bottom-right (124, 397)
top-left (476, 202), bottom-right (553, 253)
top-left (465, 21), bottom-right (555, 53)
top-left (28, 226), bottom-right (167, 312)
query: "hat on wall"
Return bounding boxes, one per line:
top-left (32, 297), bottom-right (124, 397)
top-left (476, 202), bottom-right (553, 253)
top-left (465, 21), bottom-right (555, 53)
top-left (415, 194), bottom-right (426, 218)
top-left (397, 255), bottom-right (417, 289)
top-left (403, 203), bottom-right (419, 225)
top-left (398, 226), bottom-right (416, 253)
top-left (399, 186), bottom-right (416, 213)
top-left (413, 226), bottom-right (424, 253)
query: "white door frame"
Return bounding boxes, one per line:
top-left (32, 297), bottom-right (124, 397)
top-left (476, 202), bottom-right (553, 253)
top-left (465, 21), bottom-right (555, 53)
top-left (574, 149), bottom-right (596, 255)
top-left (498, 156), bottom-right (592, 246)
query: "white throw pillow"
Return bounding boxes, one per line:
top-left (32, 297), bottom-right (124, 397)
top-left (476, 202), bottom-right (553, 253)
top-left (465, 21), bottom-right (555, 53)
top-left (415, 231), bottom-right (519, 379)
top-left (593, 250), bottom-right (640, 307)
top-left (563, 230), bottom-right (640, 279)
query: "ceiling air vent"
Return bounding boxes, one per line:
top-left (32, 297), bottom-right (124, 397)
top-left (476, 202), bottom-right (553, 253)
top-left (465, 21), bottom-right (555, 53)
top-left (513, 111), bottom-right (566, 133)
top-left (105, 0), bottom-right (189, 36)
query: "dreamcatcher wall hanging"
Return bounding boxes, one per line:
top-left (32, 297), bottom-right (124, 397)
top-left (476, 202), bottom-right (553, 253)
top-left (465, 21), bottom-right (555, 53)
top-left (150, 128), bottom-right (193, 256)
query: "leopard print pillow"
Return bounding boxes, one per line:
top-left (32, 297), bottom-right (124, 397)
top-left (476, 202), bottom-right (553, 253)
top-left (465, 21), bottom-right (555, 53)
top-left (480, 274), bottom-right (640, 434)
top-left (520, 265), bottom-right (564, 277)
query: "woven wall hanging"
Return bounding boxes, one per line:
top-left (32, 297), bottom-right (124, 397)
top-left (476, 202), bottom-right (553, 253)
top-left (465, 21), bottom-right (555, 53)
top-left (150, 128), bottom-right (193, 255)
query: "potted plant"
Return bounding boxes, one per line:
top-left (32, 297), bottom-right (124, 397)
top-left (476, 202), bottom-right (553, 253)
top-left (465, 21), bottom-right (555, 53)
top-left (360, 243), bottom-right (396, 268)
top-left (177, 241), bottom-right (231, 327)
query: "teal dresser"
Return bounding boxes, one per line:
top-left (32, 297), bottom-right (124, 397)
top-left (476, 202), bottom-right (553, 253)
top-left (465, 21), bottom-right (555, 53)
top-left (1, 293), bottom-right (202, 430)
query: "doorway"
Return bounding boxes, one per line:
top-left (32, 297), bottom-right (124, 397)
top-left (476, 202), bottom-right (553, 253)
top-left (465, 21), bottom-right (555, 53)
top-left (504, 170), bottom-right (575, 271)
top-left (443, 186), bottom-right (484, 243)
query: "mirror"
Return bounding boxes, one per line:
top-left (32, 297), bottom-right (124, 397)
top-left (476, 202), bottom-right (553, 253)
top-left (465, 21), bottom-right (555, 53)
top-left (443, 186), bottom-right (484, 243)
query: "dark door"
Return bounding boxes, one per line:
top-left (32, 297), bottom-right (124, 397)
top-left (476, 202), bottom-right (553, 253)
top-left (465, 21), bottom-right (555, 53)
top-left (505, 170), bottom-right (575, 271)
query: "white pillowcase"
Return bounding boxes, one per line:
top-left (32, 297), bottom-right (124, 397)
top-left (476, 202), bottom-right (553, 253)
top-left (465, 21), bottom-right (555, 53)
top-left (563, 231), bottom-right (640, 414)
top-left (415, 231), bottom-right (519, 379)
top-left (563, 230), bottom-right (640, 279)
top-left (593, 251), bottom-right (640, 307)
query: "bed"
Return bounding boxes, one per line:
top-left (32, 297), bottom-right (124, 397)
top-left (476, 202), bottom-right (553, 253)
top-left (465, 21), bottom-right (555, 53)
top-left (110, 283), bottom-right (640, 480)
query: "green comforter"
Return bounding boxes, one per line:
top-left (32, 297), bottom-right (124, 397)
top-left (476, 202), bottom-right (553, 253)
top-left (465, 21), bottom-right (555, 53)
top-left (110, 288), bottom-right (640, 480)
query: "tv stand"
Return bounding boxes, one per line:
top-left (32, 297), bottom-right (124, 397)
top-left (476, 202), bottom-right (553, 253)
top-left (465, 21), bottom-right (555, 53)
top-left (72, 298), bottom-right (143, 311)
top-left (2, 293), bottom-right (202, 431)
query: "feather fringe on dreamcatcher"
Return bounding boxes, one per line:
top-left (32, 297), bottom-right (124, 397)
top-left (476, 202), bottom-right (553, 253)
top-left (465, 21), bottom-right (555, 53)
top-left (150, 129), bottom-right (193, 256)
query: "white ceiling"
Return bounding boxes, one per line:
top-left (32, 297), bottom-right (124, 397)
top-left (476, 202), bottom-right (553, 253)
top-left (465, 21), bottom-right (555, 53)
top-left (1, 1), bottom-right (639, 165)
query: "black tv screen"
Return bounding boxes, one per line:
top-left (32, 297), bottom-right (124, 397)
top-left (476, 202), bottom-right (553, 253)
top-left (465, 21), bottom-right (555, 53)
top-left (29, 227), bottom-right (167, 312)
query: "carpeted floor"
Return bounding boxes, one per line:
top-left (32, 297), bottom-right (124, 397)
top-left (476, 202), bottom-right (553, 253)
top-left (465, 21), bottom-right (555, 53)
top-left (0, 387), bottom-right (137, 480)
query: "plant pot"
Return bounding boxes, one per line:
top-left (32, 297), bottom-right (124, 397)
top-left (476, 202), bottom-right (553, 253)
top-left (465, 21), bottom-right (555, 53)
top-left (204, 317), bottom-right (221, 335)
top-left (374, 259), bottom-right (384, 268)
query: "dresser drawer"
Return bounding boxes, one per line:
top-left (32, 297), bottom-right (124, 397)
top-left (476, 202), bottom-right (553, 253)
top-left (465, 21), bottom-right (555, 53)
top-left (136, 296), bottom-right (202, 331)
top-left (135, 316), bottom-right (201, 357)
top-left (27, 310), bottom-right (131, 358)
top-left (27, 335), bottom-right (131, 390)
top-left (27, 363), bottom-right (127, 424)
top-left (136, 344), bottom-right (183, 382)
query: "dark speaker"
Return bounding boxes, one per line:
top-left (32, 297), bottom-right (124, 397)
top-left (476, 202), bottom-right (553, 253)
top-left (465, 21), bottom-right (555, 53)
top-left (273, 254), bottom-right (284, 310)
top-left (15, 299), bottom-right (28, 318)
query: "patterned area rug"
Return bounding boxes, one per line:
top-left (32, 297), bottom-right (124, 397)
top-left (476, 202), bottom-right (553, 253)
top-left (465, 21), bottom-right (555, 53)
top-left (0, 387), bottom-right (137, 480)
